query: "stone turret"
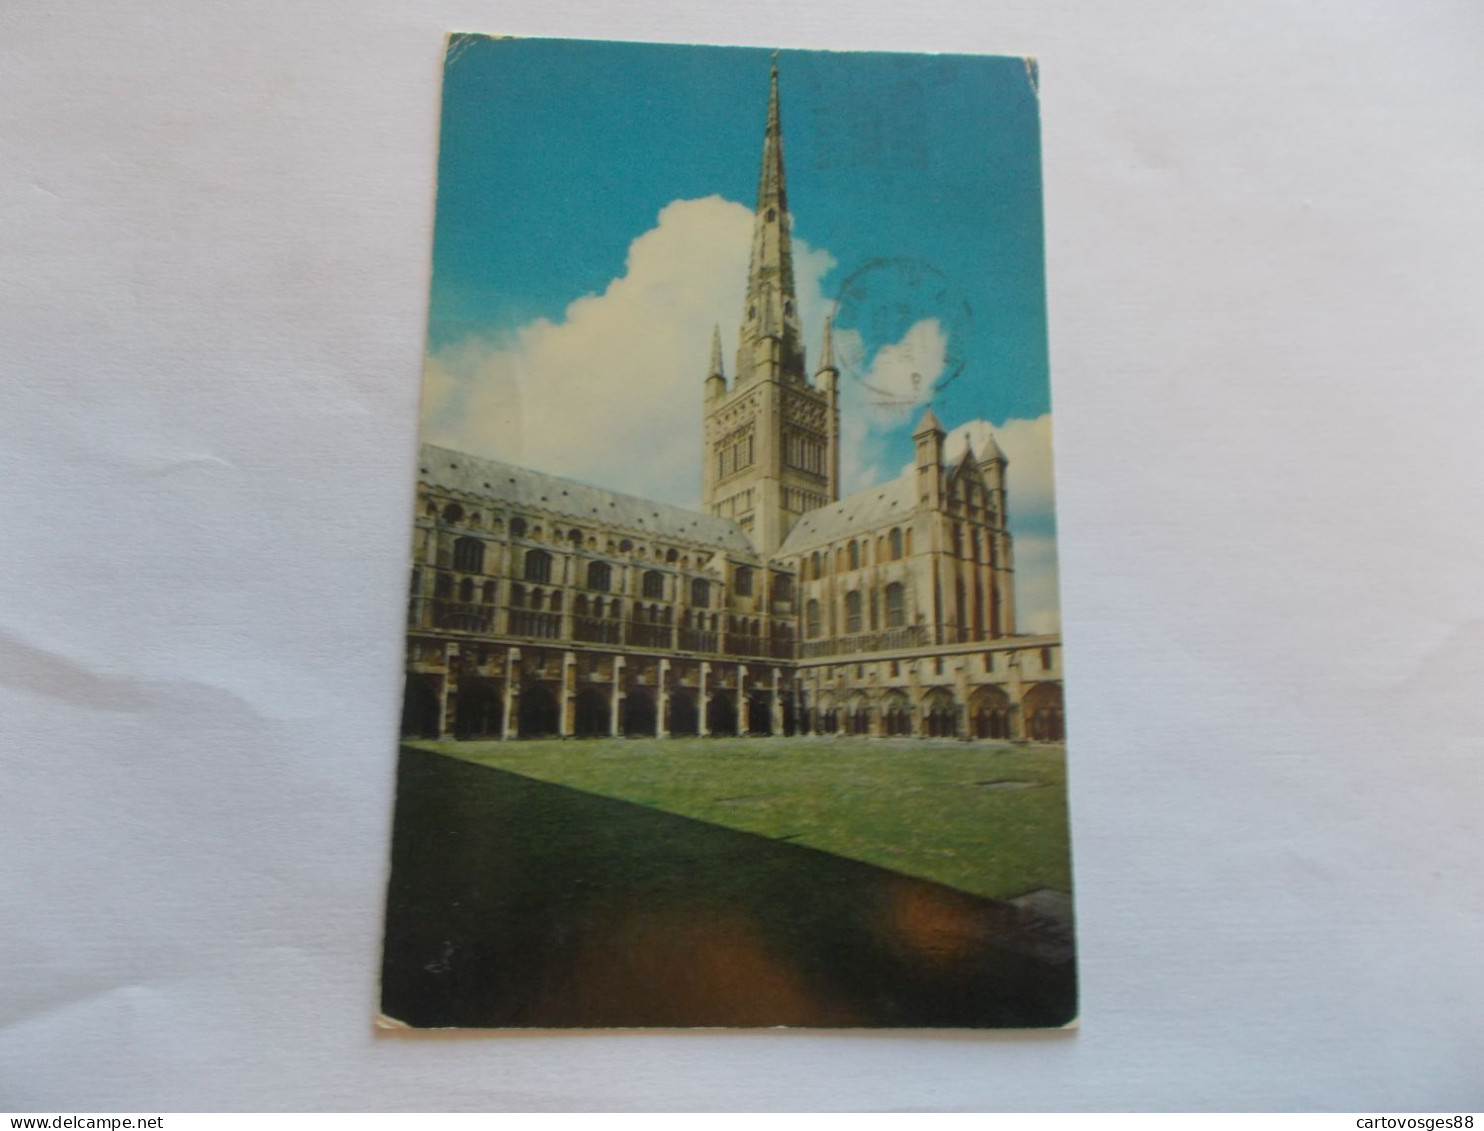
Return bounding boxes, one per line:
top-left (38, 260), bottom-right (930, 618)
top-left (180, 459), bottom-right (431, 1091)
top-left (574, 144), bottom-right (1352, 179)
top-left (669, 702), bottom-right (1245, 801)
top-left (705, 325), bottom-right (726, 401)
top-left (816, 316), bottom-right (841, 502)
top-left (913, 406), bottom-right (946, 510)
top-left (977, 430), bottom-right (1008, 523)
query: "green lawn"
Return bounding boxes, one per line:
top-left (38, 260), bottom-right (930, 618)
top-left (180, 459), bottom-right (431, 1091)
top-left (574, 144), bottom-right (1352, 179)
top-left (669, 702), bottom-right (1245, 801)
top-left (407, 736), bottom-right (1071, 902)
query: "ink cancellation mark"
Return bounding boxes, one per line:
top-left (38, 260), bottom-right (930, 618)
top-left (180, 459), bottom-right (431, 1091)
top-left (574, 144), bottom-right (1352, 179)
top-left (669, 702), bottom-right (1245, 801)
top-left (832, 258), bottom-right (973, 419)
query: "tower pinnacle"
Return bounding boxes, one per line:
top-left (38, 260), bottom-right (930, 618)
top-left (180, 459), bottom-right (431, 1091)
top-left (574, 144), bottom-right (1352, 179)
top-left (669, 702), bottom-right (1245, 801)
top-left (708, 324), bottom-right (724, 378)
top-left (816, 314), bottom-right (836, 376)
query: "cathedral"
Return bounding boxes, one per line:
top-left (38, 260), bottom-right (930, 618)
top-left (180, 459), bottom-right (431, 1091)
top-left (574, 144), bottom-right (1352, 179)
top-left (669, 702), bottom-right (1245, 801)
top-left (400, 65), bottom-right (1065, 744)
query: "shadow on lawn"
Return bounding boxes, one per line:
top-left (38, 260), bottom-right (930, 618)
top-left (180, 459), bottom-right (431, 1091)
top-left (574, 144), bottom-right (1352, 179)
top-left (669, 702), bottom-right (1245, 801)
top-left (380, 746), bottom-right (1076, 1029)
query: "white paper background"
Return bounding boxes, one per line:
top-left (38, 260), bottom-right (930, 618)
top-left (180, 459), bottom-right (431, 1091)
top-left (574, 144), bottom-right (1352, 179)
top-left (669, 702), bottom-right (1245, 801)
top-left (3, 0), bottom-right (1481, 1112)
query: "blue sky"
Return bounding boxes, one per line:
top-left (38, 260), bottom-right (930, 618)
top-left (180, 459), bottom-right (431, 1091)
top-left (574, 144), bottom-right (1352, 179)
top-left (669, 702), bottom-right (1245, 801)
top-left (419, 36), bottom-right (1061, 629)
top-left (430, 36), bottom-right (1047, 415)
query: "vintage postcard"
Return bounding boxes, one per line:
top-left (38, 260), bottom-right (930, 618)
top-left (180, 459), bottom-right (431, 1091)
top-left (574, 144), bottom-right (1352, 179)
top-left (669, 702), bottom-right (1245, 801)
top-left (380, 35), bottom-right (1073, 1028)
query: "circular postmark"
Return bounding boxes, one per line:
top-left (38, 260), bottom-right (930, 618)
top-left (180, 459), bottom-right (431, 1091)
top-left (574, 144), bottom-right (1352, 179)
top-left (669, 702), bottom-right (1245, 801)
top-left (831, 258), bottom-right (974, 417)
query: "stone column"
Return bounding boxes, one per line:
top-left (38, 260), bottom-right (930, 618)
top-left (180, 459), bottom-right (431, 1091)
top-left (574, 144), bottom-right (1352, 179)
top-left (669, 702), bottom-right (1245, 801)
top-left (559, 650), bottom-right (576, 738)
top-left (698, 661), bottom-right (710, 737)
top-left (439, 642), bottom-right (460, 739)
top-left (907, 664), bottom-right (924, 738)
top-left (736, 664), bottom-right (747, 735)
top-left (955, 659), bottom-right (972, 741)
top-left (437, 673), bottom-right (453, 740)
top-left (1007, 650), bottom-right (1027, 741)
top-left (502, 647), bottom-right (520, 740)
top-left (770, 668), bottom-right (783, 735)
top-left (656, 658), bottom-right (671, 738)
top-left (610, 655), bottom-right (625, 738)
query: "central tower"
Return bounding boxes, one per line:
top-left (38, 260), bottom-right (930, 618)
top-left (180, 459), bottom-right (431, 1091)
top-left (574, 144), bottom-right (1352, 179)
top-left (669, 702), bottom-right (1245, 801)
top-left (701, 63), bottom-right (840, 555)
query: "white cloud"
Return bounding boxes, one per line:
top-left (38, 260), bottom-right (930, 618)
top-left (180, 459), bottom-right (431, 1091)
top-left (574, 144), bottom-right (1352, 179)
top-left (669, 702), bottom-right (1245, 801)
top-left (420, 195), bottom-right (836, 508)
top-left (1012, 532), bottom-right (1062, 635)
top-left (834, 318), bottom-right (948, 496)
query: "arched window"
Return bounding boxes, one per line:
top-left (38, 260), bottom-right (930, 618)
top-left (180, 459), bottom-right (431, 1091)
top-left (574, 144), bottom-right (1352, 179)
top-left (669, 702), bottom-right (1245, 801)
top-left (772, 573), bottom-right (792, 602)
top-left (734, 566), bottom-right (753, 596)
top-left (587, 561), bottom-right (611, 592)
top-left (806, 599), bottom-right (821, 639)
top-left (889, 528), bottom-right (904, 560)
top-left (845, 590), bottom-right (863, 634)
top-left (481, 580), bottom-right (496, 605)
top-left (511, 584), bottom-right (524, 607)
top-left (810, 551), bottom-right (822, 579)
top-left (848, 541), bottom-right (860, 570)
top-left (574, 594), bottom-right (589, 617)
top-left (885, 582), bottom-right (906, 628)
top-left (691, 578), bottom-right (710, 608)
top-left (642, 570), bottom-right (664, 599)
top-left (453, 536), bottom-right (484, 573)
top-left (442, 503), bottom-right (464, 524)
top-left (549, 591), bottom-right (562, 612)
top-left (619, 538), bottom-right (633, 552)
top-left (509, 517), bottom-right (527, 538)
top-left (523, 549), bottom-right (552, 583)
top-left (666, 548), bottom-right (679, 564)
top-left (569, 528), bottom-right (584, 546)
top-left (434, 573), bottom-right (452, 599)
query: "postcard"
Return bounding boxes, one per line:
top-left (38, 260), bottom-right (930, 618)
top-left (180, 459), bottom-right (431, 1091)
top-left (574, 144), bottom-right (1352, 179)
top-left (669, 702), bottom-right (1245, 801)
top-left (380, 34), bottom-right (1073, 1028)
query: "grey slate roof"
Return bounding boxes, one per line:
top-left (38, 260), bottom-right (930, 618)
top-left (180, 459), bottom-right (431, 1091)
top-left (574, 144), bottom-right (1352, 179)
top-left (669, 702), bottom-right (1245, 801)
top-left (776, 470), bottom-right (918, 557)
top-left (418, 444), bottom-right (758, 558)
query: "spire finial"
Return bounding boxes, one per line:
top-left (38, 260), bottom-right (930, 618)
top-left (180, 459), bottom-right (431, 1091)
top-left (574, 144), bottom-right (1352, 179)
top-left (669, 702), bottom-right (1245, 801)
top-left (818, 314), bottom-right (835, 372)
top-left (709, 325), bottom-right (724, 379)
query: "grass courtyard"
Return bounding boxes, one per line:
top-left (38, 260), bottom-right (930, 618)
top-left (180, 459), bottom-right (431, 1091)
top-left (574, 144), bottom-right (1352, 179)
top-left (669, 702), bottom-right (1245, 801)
top-left (406, 736), bottom-right (1071, 902)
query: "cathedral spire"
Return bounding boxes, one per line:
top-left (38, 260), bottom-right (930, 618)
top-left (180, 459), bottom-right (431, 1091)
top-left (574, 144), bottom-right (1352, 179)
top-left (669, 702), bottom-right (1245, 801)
top-left (736, 60), bottom-right (804, 385)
